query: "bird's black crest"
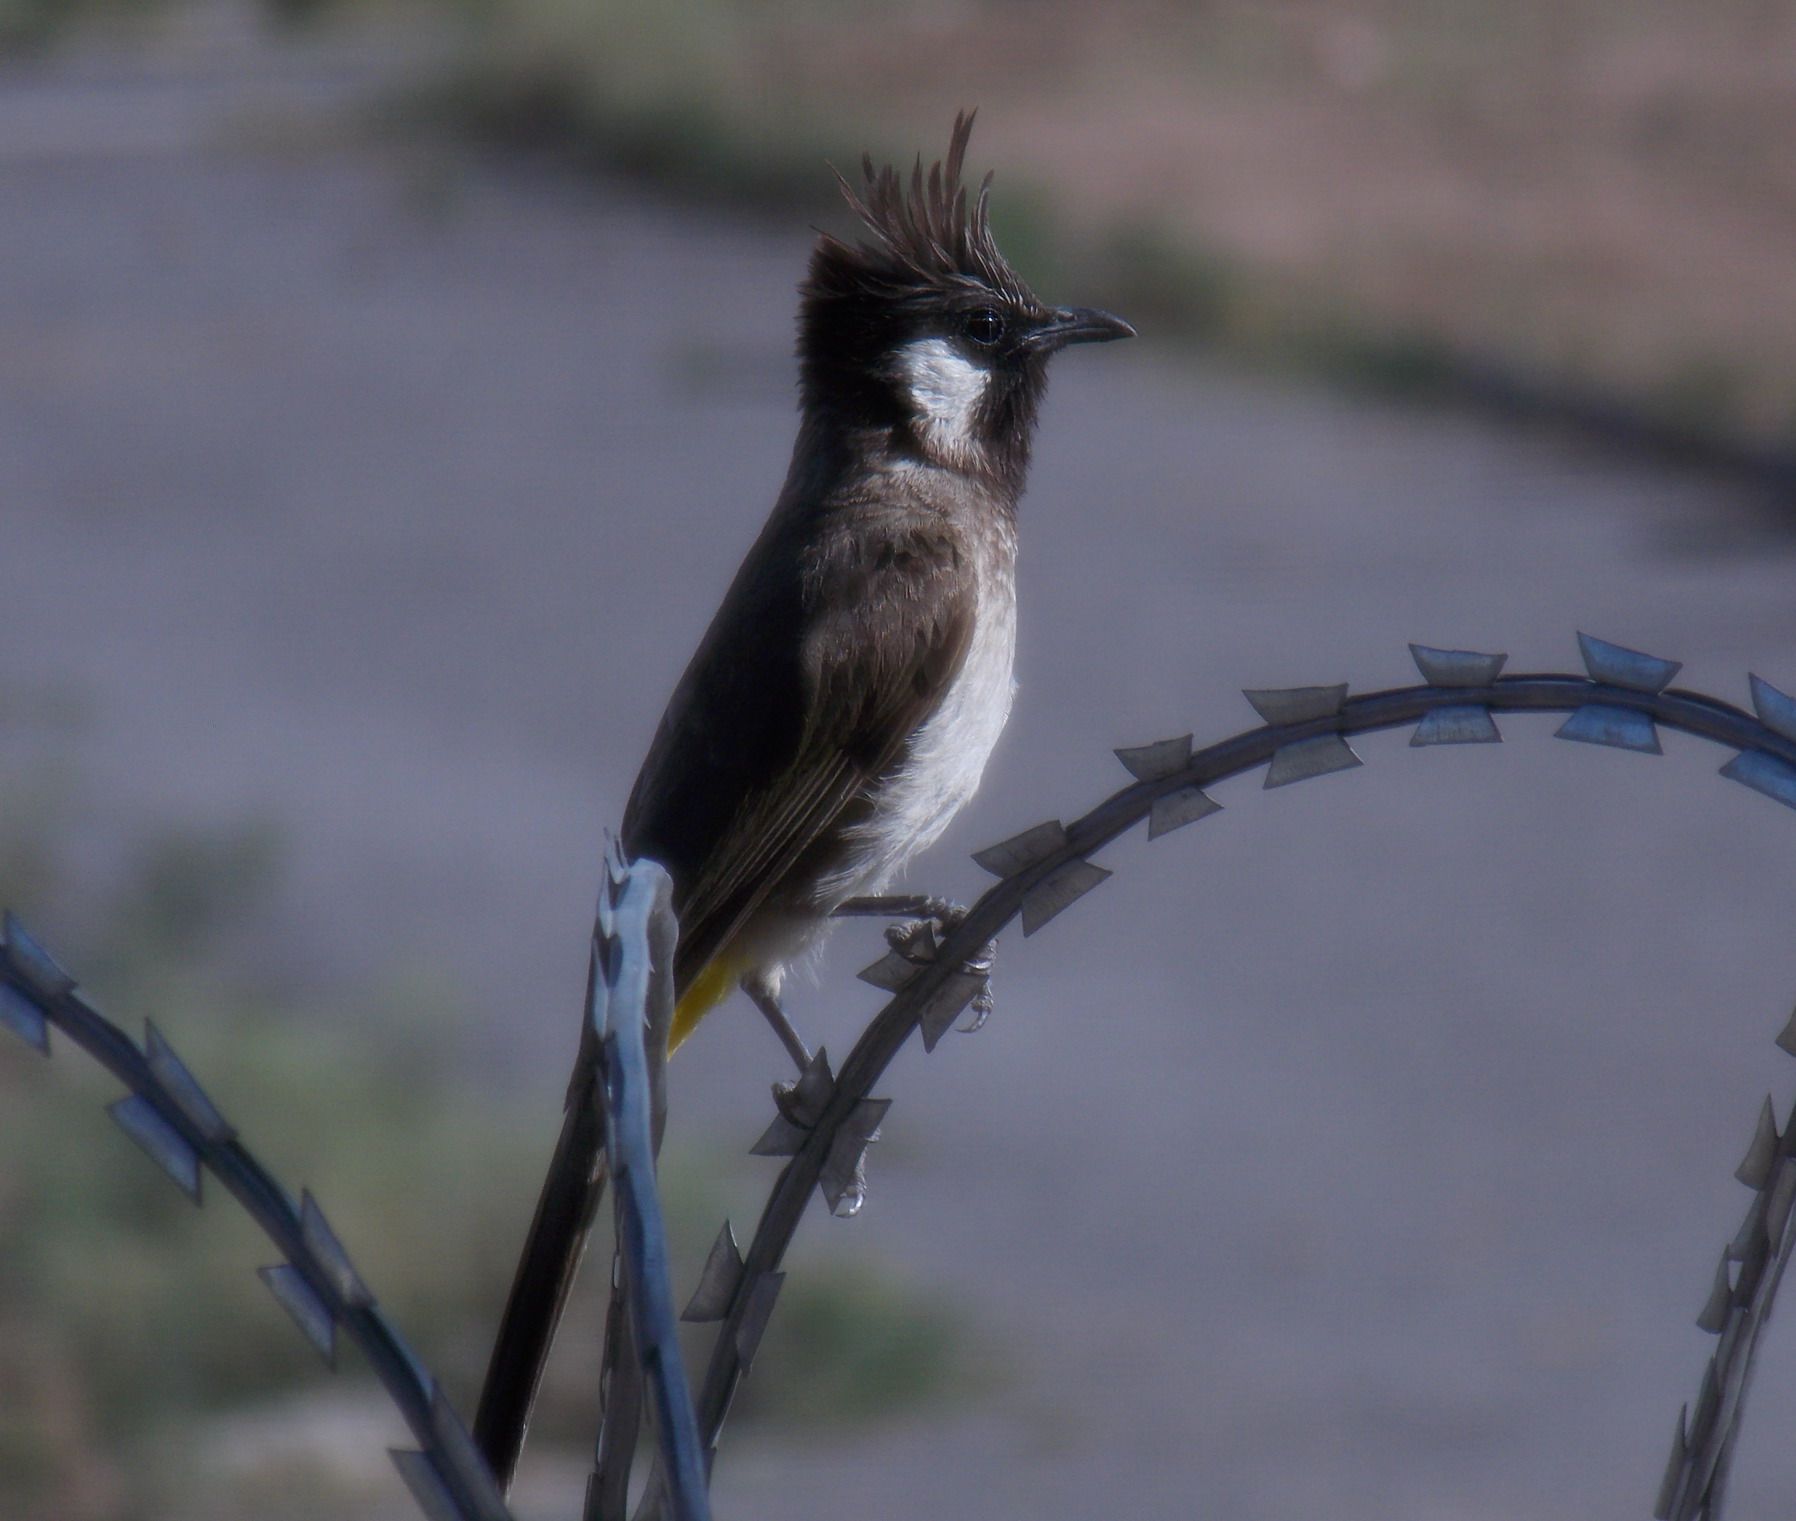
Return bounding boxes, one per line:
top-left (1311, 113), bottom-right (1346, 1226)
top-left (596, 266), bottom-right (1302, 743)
top-left (813, 110), bottom-right (1036, 308)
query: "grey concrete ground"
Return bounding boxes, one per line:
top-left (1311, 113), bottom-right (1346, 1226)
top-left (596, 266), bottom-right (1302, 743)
top-left (7, 21), bottom-right (1796, 1521)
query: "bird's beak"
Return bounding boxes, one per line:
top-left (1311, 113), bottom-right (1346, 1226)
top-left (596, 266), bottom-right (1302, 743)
top-left (1025, 306), bottom-right (1137, 353)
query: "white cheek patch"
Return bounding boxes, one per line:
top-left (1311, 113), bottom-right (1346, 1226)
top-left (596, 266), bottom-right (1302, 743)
top-left (896, 337), bottom-right (989, 454)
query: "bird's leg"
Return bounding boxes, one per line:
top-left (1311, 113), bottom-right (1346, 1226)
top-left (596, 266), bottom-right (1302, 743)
top-left (741, 976), bottom-right (862, 1208)
top-left (833, 894), bottom-right (999, 1032)
top-left (741, 972), bottom-right (813, 1073)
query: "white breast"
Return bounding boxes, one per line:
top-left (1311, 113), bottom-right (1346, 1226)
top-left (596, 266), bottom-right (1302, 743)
top-left (828, 536), bottom-right (1018, 902)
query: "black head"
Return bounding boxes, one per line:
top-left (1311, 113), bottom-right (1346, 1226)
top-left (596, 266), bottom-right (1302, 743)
top-left (798, 111), bottom-right (1132, 484)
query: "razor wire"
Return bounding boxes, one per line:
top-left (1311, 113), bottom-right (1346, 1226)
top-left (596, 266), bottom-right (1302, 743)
top-left (0, 847), bottom-right (709, 1521)
top-left (13, 629), bottom-right (1796, 1519)
top-left (0, 910), bottom-right (513, 1521)
top-left (648, 631), bottom-right (1796, 1521)
top-left (584, 847), bottom-right (709, 1521)
top-left (1657, 1072), bottom-right (1796, 1521)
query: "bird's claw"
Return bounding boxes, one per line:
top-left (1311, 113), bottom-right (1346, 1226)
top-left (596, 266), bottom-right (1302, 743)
top-left (883, 917), bottom-right (935, 957)
top-left (771, 1079), bottom-right (808, 1124)
top-left (832, 1160), bottom-right (870, 1218)
top-left (881, 903), bottom-right (998, 1034)
top-left (960, 982), bottom-right (996, 1034)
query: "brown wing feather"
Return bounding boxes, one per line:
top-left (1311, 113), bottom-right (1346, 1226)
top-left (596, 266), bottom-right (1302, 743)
top-left (624, 501), bottom-right (976, 991)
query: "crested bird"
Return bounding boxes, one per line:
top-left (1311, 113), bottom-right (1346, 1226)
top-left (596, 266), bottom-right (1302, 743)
top-left (475, 109), bottom-right (1132, 1485)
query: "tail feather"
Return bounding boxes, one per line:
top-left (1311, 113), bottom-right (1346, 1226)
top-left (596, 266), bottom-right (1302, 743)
top-left (475, 959), bottom-right (737, 1489)
top-left (474, 1098), bottom-right (607, 1489)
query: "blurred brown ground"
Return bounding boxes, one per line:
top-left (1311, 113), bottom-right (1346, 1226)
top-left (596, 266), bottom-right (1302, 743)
top-left (475, 0), bottom-right (1796, 454)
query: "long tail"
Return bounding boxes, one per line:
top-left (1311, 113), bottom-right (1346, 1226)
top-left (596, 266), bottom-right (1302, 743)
top-left (474, 967), bottom-right (736, 1489)
top-left (473, 1097), bottom-right (606, 1489)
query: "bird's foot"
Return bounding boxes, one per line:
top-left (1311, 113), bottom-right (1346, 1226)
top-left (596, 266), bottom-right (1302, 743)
top-left (742, 974), bottom-right (812, 1073)
top-left (768, 1045), bottom-right (833, 1132)
top-left (749, 1045), bottom-right (879, 1218)
top-left (837, 894), bottom-right (998, 1034)
top-left (743, 976), bottom-right (878, 1214)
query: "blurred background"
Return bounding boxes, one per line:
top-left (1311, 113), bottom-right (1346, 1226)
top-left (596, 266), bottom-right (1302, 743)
top-left (5, 2), bottom-right (1796, 1517)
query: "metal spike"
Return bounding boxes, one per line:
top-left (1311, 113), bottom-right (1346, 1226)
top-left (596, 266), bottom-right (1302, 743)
top-left (1697, 1253), bottom-right (1734, 1334)
top-left (1555, 705), bottom-right (1661, 755)
top-left (750, 1114), bottom-right (808, 1157)
top-left (1778, 1005), bottom-right (1796, 1059)
top-left (390, 1450), bottom-right (463, 1521)
top-left (0, 981), bottom-right (48, 1053)
top-left (144, 1021), bottom-right (234, 1143)
top-left (1577, 631), bottom-right (1681, 692)
top-left (857, 949), bottom-right (920, 992)
top-left (917, 970), bottom-right (986, 1052)
top-left (1019, 859), bottom-right (1111, 936)
top-left (780, 1047), bottom-right (834, 1126)
top-left (1243, 684), bottom-right (1348, 725)
top-left (1408, 644), bottom-right (1507, 687)
top-left (1409, 705), bottom-right (1501, 746)
top-left (971, 820), bottom-right (1067, 877)
top-left (1148, 785), bottom-right (1221, 840)
top-left (1652, 1406), bottom-right (1688, 1520)
top-left (258, 1264), bottom-right (337, 1366)
top-left (1115, 734), bottom-right (1192, 781)
top-left (1727, 1190), bottom-right (1769, 1263)
top-left (682, 1221), bottom-right (745, 1323)
top-left (734, 1271), bottom-right (785, 1371)
top-left (108, 1094), bottom-right (200, 1202)
top-left (1765, 1163), bottom-right (1796, 1247)
top-left (1720, 749), bottom-right (1796, 812)
top-left (1736, 1098), bottom-right (1779, 1188)
top-left (1748, 672), bottom-right (1796, 743)
top-left (1264, 734), bottom-right (1362, 788)
top-left (2, 913), bottom-right (74, 999)
top-left (300, 1191), bottom-right (373, 1308)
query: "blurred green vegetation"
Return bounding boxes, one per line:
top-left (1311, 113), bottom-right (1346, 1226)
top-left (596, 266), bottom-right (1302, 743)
top-left (0, 741), bottom-right (971, 1519)
top-left (0, 0), bottom-right (162, 53)
top-left (742, 1256), bottom-right (966, 1428)
top-left (0, 777), bottom-right (540, 1516)
top-left (431, 0), bottom-right (844, 213)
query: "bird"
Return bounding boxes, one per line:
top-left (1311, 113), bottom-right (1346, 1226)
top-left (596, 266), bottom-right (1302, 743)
top-left (474, 109), bottom-right (1132, 1487)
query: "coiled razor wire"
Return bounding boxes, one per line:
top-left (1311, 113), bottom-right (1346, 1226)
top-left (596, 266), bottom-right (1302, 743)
top-left (0, 910), bottom-right (513, 1521)
top-left (11, 631), bottom-right (1796, 1520)
top-left (1, 845), bottom-right (707, 1521)
top-left (652, 632), bottom-right (1796, 1521)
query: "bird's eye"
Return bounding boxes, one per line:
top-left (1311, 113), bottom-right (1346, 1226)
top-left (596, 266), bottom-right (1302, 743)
top-left (963, 308), bottom-right (1005, 347)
